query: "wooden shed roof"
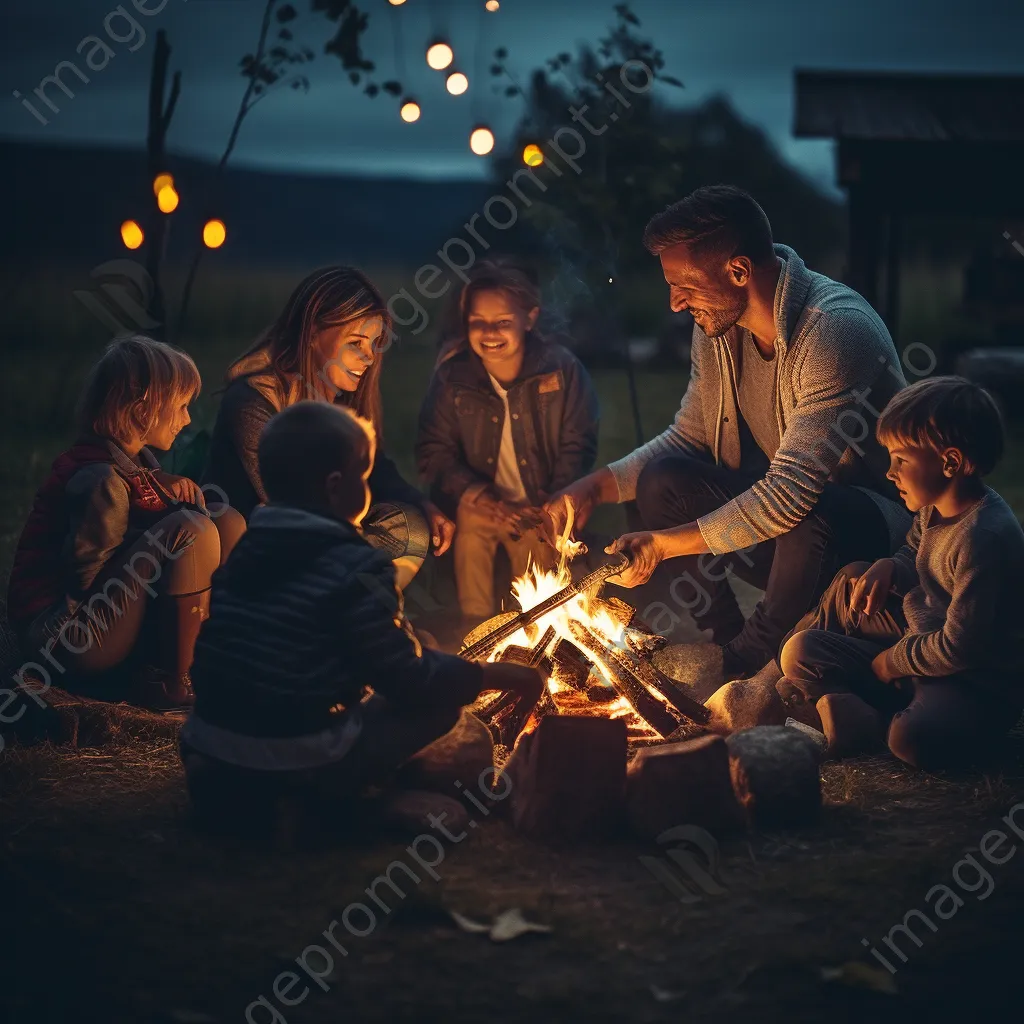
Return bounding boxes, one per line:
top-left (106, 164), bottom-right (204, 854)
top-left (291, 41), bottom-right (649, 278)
top-left (794, 70), bottom-right (1024, 143)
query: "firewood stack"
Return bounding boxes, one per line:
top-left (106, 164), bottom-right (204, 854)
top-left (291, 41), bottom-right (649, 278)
top-left (468, 594), bottom-right (711, 751)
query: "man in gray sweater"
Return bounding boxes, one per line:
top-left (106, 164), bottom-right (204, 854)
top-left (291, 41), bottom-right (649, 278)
top-left (778, 377), bottom-right (1024, 769)
top-left (546, 185), bottom-right (910, 679)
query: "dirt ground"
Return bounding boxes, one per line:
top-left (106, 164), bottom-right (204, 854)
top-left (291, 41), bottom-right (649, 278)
top-left (3, 719), bottom-right (1024, 1024)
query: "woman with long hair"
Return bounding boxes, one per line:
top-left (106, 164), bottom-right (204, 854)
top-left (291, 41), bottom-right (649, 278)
top-left (203, 266), bottom-right (453, 585)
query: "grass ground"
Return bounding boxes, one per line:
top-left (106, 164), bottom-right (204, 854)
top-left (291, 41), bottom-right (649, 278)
top-left (2, 260), bottom-right (1023, 1023)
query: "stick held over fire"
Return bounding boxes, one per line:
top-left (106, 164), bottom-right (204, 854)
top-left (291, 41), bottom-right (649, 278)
top-left (459, 553), bottom-right (631, 661)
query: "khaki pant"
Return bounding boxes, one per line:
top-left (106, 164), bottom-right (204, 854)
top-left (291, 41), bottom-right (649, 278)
top-left (454, 493), bottom-right (555, 618)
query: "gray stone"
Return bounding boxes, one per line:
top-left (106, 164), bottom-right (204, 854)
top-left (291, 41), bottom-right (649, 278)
top-left (396, 710), bottom-right (494, 793)
top-left (626, 734), bottom-right (744, 839)
top-left (704, 678), bottom-right (788, 734)
top-left (726, 726), bottom-right (822, 827)
top-left (651, 642), bottom-right (725, 704)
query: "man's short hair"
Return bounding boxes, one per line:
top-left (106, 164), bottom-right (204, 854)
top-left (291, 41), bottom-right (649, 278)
top-left (258, 401), bottom-right (375, 507)
top-left (877, 376), bottom-right (1004, 476)
top-left (643, 185), bottom-right (775, 265)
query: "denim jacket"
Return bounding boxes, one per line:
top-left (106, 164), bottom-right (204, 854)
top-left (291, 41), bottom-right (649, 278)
top-left (415, 337), bottom-right (600, 519)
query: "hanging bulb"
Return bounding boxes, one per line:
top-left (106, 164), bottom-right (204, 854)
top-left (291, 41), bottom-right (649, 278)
top-left (156, 185), bottom-right (179, 213)
top-left (446, 71), bottom-right (468, 96)
top-left (121, 220), bottom-right (144, 250)
top-left (152, 172), bottom-right (174, 197)
top-left (400, 98), bottom-right (421, 122)
top-left (426, 41), bottom-right (454, 70)
top-left (486, 0), bottom-right (500, 9)
top-left (470, 126), bottom-right (495, 156)
top-left (203, 219), bottom-right (227, 249)
top-left (388, 0), bottom-right (407, 5)
top-left (522, 144), bottom-right (543, 167)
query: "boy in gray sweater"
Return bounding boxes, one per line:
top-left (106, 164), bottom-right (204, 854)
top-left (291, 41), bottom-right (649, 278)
top-left (778, 377), bottom-right (1024, 769)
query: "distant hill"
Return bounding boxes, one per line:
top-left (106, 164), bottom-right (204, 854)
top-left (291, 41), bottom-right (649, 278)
top-left (0, 140), bottom-right (495, 272)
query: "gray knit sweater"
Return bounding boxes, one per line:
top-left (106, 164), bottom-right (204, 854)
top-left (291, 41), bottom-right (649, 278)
top-left (887, 487), bottom-right (1024, 698)
top-left (608, 244), bottom-right (910, 556)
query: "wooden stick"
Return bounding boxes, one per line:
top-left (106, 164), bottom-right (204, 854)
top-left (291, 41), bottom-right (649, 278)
top-left (568, 622), bottom-right (678, 738)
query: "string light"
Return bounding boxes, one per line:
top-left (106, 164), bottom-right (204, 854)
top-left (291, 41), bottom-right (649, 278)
top-left (203, 219), bottom-right (226, 249)
top-left (400, 98), bottom-right (421, 122)
top-left (486, 0), bottom-right (500, 9)
top-left (152, 173), bottom-right (174, 196)
top-left (522, 144), bottom-right (543, 166)
top-left (156, 185), bottom-right (179, 213)
top-left (426, 41), bottom-right (454, 70)
top-left (121, 220), bottom-right (144, 250)
top-left (470, 126), bottom-right (495, 156)
top-left (446, 71), bottom-right (468, 95)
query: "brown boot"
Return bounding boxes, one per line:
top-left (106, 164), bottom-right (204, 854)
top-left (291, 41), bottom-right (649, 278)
top-left (145, 588), bottom-right (211, 709)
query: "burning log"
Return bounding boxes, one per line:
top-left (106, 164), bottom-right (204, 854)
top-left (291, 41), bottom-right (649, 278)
top-left (568, 622), bottom-right (679, 738)
top-left (459, 553), bottom-right (629, 661)
top-left (547, 639), bottom-right (593, 694)
top-left (633, 660), bottom-right (712, 727)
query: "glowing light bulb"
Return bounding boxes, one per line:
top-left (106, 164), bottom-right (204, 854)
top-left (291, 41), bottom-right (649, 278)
top-left (470, 126), bottom-right (495, 156)
top-left (121, 220), bottom-right (144, 250)
top-left (446, 72), bottom-right (468, 96)
top-left (426, 41), bottom-right (454, 70)
top-left (388, 0), bottom-right (407, 5)
top-left (486, 0), bottom-right (500, 9)
top-left (152, 172), bottom-right (174, 197)
top-left (203, 219), bottom-right (226, 249)
top-left (522, 144), bottom-right (543, 167)
top-left (156, 185), bottom-right (179, 213)
top-left (400, 99), bottom-right (421, 122)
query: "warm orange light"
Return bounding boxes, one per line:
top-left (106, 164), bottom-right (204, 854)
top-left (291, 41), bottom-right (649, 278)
top-left (203, 219), bottom-right (226, 249)
top-left (446, 72), bottom-right (468, 96)
top-left (156, 185), bottom-right (179, 213)
top-left (152, 172), bottom-right (174, 197)
top-left (523, 144), bottom-right (544, 167)
top-left (388, 0), bottom-right (407, 5)
top-left (121, 220), bottom-right (144, 250)
top-left (400, 99), bottom-right (421, 122)
top-left (426, 42), bottom-right (454, 70)
top-left (470, 126), bottom-right (495, 156)
top-left (486, 0), bottom-right (500, 9)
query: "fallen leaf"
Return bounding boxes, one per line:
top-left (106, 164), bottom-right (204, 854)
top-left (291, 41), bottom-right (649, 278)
top-left (449, 910), bottom-right (491, 934)
top-left (821, 961), bottom-right (898, 995)
top-left (489, 908), bottom-right (552, 942)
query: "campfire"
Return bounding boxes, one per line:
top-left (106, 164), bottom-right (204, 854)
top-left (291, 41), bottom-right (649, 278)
top-left (462, 512), bottom-right (710, 751)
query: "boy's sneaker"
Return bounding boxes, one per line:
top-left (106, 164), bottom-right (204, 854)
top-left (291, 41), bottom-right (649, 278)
top-left (817, 692), bottom-right (884, 759)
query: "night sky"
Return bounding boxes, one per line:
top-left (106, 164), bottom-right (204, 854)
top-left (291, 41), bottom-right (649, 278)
top-left (2, 0), bottom-right (1022, 195)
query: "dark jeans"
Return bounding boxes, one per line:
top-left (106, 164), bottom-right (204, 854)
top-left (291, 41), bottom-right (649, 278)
top-left (635, 454), bottom-right (893, 674)
top-left (180, 695), bottom-right (461, 829)
top-left (780, 563), bottom-right (1023, 769)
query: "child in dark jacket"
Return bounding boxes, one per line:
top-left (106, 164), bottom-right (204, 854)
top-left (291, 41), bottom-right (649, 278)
top-left (778, 377), bottom-right (1024, 769)
top-left (6, 336), bottom-right (245, 709)
top-left (416, 261), bottom-right (600, 622)
top-left (180, 401), bottom-right (541, 825)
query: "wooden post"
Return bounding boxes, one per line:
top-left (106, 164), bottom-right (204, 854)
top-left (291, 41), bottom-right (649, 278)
top-left (144, 30), bottom-right (181, 338)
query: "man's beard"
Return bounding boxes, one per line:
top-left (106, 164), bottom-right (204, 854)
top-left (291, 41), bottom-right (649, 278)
top-left (693, 297), bottom-right (746, 339)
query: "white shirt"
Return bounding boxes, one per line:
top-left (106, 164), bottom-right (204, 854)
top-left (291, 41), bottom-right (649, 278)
top-left (487, 372), bottom-right (528, 505)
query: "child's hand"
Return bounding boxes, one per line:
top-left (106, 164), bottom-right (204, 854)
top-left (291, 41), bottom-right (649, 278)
top-left (155, 472), bottom-right (206, 509)
top-left (424, 501), bottom-right (455, 556)
top-left (871, 647), bottom-right (901, 684)
top-left (850, 558), bottom-right (895, 617)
